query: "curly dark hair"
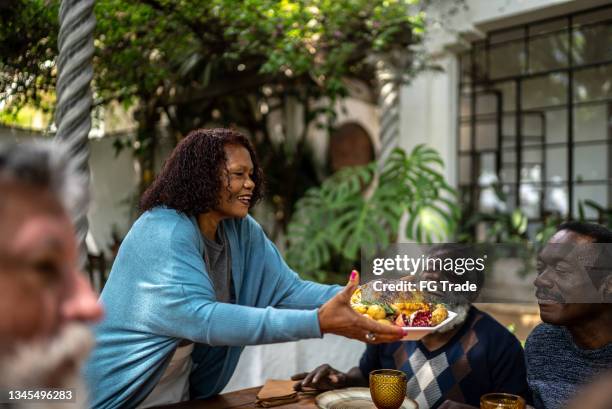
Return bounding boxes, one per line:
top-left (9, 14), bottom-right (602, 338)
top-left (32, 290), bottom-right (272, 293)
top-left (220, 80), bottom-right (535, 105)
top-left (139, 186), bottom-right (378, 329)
top-left (139, 128), bottom-right (264, 216)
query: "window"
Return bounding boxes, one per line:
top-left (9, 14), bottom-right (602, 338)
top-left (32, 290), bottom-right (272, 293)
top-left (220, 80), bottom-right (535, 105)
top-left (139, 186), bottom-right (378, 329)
top-left (458, 5), bottom-right (612, 229)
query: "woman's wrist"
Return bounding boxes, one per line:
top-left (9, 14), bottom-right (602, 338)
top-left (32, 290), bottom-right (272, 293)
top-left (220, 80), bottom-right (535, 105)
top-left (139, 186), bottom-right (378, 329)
top-left (317, 305), bottom-right (329, 334)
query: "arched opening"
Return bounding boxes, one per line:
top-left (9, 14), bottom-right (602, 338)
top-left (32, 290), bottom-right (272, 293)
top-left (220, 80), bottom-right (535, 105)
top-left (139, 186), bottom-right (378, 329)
top-left (328, 122), bottom-right (374, 172)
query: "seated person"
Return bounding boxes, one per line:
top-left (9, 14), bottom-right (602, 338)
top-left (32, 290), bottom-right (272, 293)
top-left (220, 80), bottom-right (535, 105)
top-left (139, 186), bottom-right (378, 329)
top-left (526, 221), bottom-right (612, 409)
top-left (294, 245), bottom-right (529, 409)
top-left (0, 141), bottom-right (103, 407)
top-left (84, 129), bottom-right (403, 409)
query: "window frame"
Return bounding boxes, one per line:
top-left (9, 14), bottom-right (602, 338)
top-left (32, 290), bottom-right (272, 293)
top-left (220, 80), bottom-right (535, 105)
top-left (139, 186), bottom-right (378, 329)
top-left (458, 4), bottom-right (612, 224)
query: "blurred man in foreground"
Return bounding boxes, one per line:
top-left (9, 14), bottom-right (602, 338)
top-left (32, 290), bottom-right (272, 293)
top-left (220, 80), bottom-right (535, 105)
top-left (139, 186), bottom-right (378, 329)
top-left (0, 142), bottom-right (103, 407)
top-left (526, 221), bottom-right (612, 409)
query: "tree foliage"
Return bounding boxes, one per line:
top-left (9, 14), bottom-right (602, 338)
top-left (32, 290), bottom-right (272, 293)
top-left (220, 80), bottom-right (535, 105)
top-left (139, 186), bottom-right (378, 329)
top-left (2, 0), bottom-right (425, 117)
top-left (1, 0), bottom-right (430, 237)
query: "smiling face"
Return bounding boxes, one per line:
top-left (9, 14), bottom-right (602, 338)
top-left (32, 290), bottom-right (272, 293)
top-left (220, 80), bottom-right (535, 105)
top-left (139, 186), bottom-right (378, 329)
top-left (535, 229), bottom-right (605, 325)
top-left (214, 144), bottom-right (255, 219)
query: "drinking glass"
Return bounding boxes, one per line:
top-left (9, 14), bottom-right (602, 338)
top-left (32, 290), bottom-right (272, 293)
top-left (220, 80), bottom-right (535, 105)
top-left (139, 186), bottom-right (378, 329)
top-left (369, 369), bottom-right (407, 409)
top-left (480, 393), bottom-right (526, 409)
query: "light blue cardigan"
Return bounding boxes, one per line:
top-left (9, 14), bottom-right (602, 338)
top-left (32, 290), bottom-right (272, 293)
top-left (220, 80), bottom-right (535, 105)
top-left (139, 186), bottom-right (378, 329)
top-left (84, 207), bottom-right (340, 408)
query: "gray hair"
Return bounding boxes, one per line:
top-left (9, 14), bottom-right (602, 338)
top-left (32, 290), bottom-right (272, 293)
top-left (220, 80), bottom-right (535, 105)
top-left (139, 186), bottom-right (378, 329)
top-left (0, 140), bottom-right (89, 221)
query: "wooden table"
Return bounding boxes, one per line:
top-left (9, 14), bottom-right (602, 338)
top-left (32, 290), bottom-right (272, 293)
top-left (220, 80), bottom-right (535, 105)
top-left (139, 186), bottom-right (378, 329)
top-left (155, 386), bottom-right (318, 409)
top-left (153, 387), bottom-right (535, 409)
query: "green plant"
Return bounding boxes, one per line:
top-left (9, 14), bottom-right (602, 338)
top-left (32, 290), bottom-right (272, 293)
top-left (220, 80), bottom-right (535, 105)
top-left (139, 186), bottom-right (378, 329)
top-left (460, 208), bottom-right (529, 244)
top-left (534, 213), bottom-right (564, 244)
top-left (459, 188), bottom-right (543, 277)
top-left (285, 145), bottom-right (460, 280)
top-left (536, 200), bottom-right (612, 244)
top-left (579, 199), bottom-right (612, 229)
top-left (1, 0), bottom-right (429, 220)
top-left (461, 188), bottom-right (612, 245)
top-left (457, 180), bottom-right (531, 244)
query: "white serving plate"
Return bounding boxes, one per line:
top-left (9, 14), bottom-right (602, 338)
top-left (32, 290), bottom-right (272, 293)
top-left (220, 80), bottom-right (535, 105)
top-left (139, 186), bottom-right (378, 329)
top-left (400, 310), bottom-right (457, 341)
top-left (316, 387), bottom-right (418, 409)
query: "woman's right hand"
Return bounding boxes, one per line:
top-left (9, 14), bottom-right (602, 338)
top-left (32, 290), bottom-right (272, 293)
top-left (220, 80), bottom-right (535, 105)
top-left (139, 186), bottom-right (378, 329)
top-left (317, 271), bottom-right (406, 343)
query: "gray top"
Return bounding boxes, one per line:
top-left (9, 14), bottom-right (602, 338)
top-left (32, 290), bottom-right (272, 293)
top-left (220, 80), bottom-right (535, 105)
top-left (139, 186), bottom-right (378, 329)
top-left (525, 322), bottom-right (612, 409)
top-left (202, 224), bottom-right (233, 303)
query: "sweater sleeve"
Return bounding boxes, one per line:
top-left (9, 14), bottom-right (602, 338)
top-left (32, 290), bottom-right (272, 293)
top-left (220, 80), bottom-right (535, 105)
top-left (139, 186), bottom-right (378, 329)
top-left (144, 216), bottom-right (324, 346)
top-left (244, 216), bottom-right (342, 310)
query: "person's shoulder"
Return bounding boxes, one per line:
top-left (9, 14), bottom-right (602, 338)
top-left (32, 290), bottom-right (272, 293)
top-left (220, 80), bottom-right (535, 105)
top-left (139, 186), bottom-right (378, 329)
top-left (469, 306), bottom-right (522, 350)
top-left (466, 307), bottom-right (525, 364)
top-left (523, 323), bottom-right (569, 377)
top-left (530, 322), bottom-right (562, 336)
top-left (130, 207), bottom-right (199, 244)
top-left (525, 323), bottom-right (563, 350)
top-left (470, 307), bottom-right (522, 346)
top-left (139, 206), bottom-right (189, 223)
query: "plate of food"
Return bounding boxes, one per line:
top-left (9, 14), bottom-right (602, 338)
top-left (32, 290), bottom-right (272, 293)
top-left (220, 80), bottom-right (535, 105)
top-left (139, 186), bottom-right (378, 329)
top-left (315, 387), bottom-right (418, 409)
top-left (351, 287), bottom-right (456, 341)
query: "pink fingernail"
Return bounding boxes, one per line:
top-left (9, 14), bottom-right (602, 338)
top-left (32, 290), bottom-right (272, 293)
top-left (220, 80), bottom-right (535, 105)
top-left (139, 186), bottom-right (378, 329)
top-left (402, 329), bottom-right (409, 336)
top-left (350, 270), bottom-right (357, 281)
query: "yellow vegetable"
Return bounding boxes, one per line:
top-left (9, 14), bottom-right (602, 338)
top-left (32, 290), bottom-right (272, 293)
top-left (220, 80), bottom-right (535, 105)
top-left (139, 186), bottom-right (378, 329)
top-left (350, 288), bottom-right (362, 305)
top-left (366, 304), bottom-right (386, 320)
top-left (352, 304), bottom-right (368, 314)
top-left (431, 305), bottom-right (448, 326)
top-left (390, 303), bottom-right (403, 313)
top-left (401, 302), bottom-right (428, 315)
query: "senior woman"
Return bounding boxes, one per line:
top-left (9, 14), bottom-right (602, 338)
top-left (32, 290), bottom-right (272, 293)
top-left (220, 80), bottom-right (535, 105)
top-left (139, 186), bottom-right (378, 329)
top-left (84, 128), bottom-right (404, 408)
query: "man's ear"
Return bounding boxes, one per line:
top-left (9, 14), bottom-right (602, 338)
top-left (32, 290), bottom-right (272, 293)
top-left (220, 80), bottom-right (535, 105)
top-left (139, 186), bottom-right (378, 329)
top-left (600, 275), bottom-right (612, 302)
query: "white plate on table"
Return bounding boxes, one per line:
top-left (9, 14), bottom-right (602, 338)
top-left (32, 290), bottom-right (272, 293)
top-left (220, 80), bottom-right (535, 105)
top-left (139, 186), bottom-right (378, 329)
top-left (400, 310), bottom-right (457, 341)
top-left (316, 387), bottom-right (418, 409)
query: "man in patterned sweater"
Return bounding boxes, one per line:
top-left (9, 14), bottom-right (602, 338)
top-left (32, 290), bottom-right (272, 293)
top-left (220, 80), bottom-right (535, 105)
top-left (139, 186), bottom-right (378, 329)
top-left (293, 246), bottom-right (529, 409)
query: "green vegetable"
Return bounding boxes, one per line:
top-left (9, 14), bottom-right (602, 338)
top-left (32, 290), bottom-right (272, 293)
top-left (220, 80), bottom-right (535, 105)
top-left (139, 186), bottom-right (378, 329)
top-left (382, 303), bottom-right (395, 315)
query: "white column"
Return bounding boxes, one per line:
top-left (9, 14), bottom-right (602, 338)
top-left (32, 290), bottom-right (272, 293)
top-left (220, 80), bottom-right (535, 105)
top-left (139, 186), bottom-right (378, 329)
top-left (398, 54), bottom-right (459, 188)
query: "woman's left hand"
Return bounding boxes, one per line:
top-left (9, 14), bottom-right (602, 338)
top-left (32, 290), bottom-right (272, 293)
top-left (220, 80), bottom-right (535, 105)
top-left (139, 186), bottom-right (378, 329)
top-left (317, 271), bottom-right (406, 344)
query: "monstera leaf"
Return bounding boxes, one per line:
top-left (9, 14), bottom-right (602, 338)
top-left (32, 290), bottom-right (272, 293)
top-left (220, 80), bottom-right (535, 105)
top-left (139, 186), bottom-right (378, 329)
top-left (384, 146), bottom-right (460, 243)
top-left (285, 145), bottom-right (459, 276)
top-left (286, 162), bottom-right (378, 272)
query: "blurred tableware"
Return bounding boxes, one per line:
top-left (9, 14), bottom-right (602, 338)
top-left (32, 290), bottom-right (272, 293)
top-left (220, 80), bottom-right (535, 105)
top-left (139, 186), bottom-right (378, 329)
top-left (369, 369), bottom-right (408, 409)
top-left (480, 393), bottom-right (526, 409)
top-left (315, 387), bottom-right (417, 409)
